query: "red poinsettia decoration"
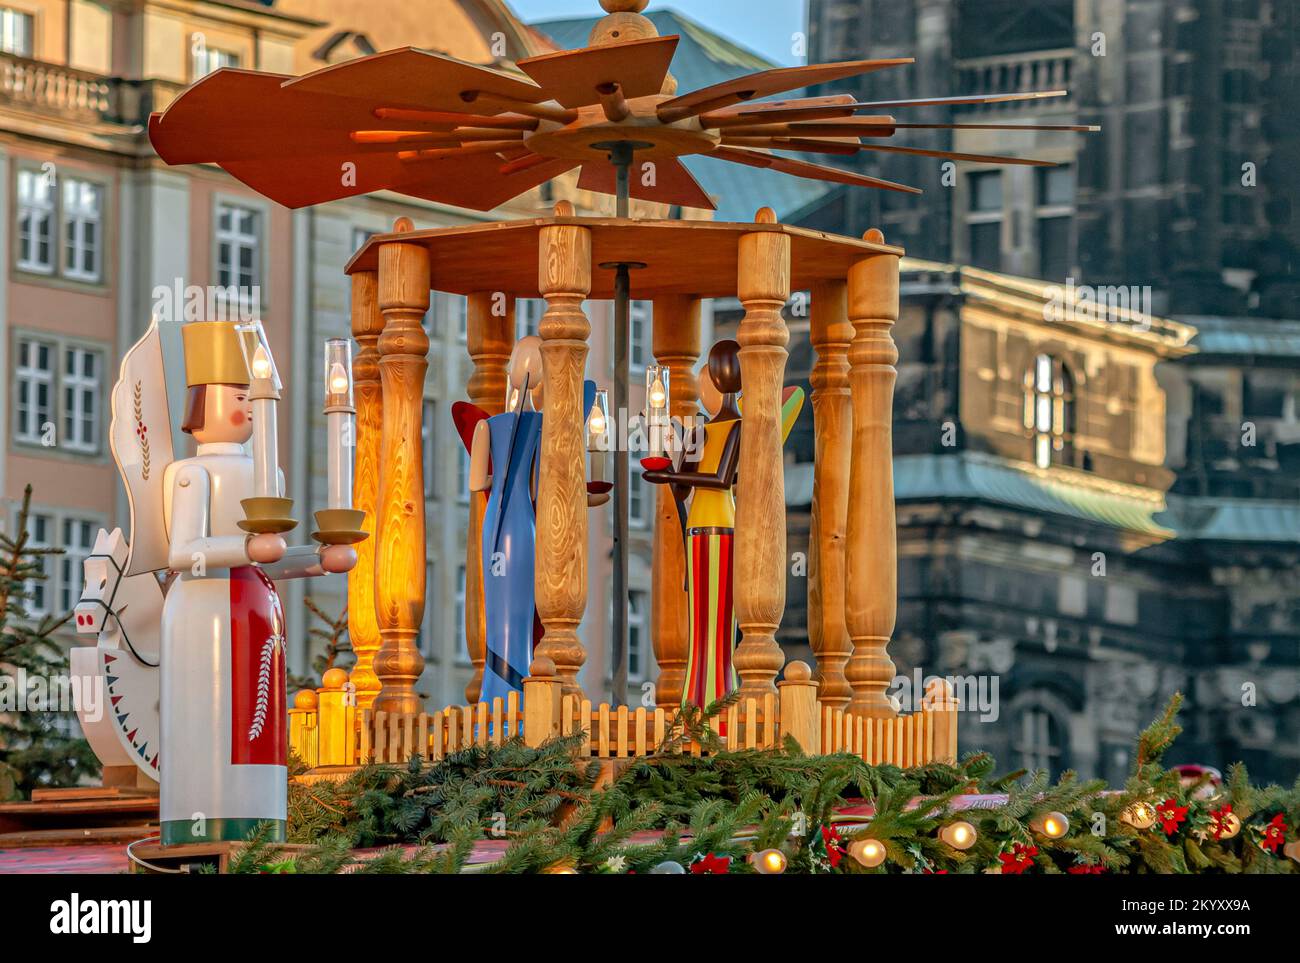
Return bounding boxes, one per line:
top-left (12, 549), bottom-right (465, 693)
top-left (1157, 798), bottom-right (1189, 836)
top-left (1209, 804), bottom-right (1235, 840)
top-left (998, 843), bottom-right (1038, 874)
top-left (1260, 813), bottom-right (1288, 854)
top-left (820, 826), bottom-right (846, 869)
top-left (1068, 863), bottom-right (1106, 874)
top-left (923, 868), bottom-right (949, 874)
top-left (691, 853), bottom-right (731, 875)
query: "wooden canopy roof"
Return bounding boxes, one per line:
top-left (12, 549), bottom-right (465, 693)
top-left (344, 216), bottom-right (902, 299)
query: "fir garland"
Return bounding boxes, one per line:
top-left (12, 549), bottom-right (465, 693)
top-left (228, 694), bottom-right (1299, 874)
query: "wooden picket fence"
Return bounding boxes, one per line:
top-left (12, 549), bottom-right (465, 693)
top-left (288, 661), bottom-right (959, 771)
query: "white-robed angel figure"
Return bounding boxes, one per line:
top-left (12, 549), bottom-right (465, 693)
top-left (157, 321), bottom-right (354, 846)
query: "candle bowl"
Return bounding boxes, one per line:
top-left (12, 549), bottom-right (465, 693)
top-left (640, 455), bottom-right (672, 472)
top-left (586, 480), bottom-right (614, 496)
top-left (312, 508), bottom-right (369, 546)
top-left (238, 497), bottom-right (298, 534)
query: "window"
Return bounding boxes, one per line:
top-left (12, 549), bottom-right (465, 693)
top-left (59, 517), bottom-right (96, 613)
top-left (1012, 697), bottom-right (1068, 774)
top-left (14, 336), bottom-right (105, 453)
top-left (628, 452), bottom-right (647, 527)
top-left (215, 202), bottom-right (261, 305)
top-left (15, 337), bottom-right (53, 444)
top-left (191, 38), bottom-right (239, 80)
top-left (450, 294), bottom-right (468, 341)
top-left (1036, 166), bottom-right (1074, 280)
top-left (422, 399), bottom-right (437, 498)
top-left (454, 565), bottom-right (468, 665)
top-left (17, 170), bottom-right (106, 282)
top-left (627, 590), bottom-right (647, 682)
top-left (457, 446), bottom-right (470, 504)
top-left (630, 300), bottom-right (651, 369)
top-left (0, 7), bottom-right (33, 56)
top-left (62, 179), bottom-right (103, 282)
top-left (1023, 354), bottom-right (1075, 469)
top-left (516, 298), bottom-right (545, 340)
top-left (24, 512), bottom-right (50, 616)
top-left (351, 227), bottom-right (375, 251)
top-left (966, 171), bottom-right (1002, 271)
top-left (17, 169), bottom-right (54, 274)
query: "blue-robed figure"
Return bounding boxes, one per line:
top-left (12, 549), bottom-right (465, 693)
top-left (462, 336), bottom-right (595, 707)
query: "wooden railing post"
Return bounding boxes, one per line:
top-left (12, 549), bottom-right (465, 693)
top-left (650, 294), bottom-right (701, 711)
top-left (523, 656), bottom-right (563, 747)
top-left (288, 688), bottom-right (319, 768)
top-left (844, 230), bottom-right (900, 719)
top-left (373, 218), bottom-right (430, 716)
top-left (777, 660), bottom-right (820, 754)
top-left (534, 201), bottom-right (592, 698)
top-left (924, 677), bottom-right (959, 764)
top-left (347, 270), bottom-right (383, 710)
top-left (463, 290), bottom-right (515, 704)
top-left (808, 280), bottom-right (853, 710)
top-left (733, 207), bottom-right (791, 703)
top-left (316, 667), bottom-right (357, 767)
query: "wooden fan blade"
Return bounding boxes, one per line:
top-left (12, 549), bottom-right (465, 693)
top-left (857, 144), bottom-right (1056, 165)
top-left (658, 58), bottom-right (913, 123)
top-left (709, 146), bottom-right (922, 194)
top-left (516, 35), bottom-right (679, 108)
top-left (720, 136), bottom-right (861, 155)
top-left (282, 46), bottom-right (547, 112)
top-left (852, 90), bottom-right (1069, 109)
top-left (700, 94), bottom-right (860, 127)
top-left (216, 148), bottom-right (430, 208)
top-left (891, 122), bottom-right (1100, 131)
top-left (720, 117), bottom-right (897, 138)
top-left (372, 107), bottom-right (539, 130)
top-left (397, 156), bottom-right (580, 211)
top-left (578, 157), bottom-right (716, 211)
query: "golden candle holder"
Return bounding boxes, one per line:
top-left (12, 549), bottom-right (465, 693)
top-left (311, 508), bottom-right (369, 546)
top-left (238, 496), bottom-right (299, 535)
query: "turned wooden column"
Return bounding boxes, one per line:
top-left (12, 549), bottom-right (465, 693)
top-left (463, 291), bottom-right (515, 704)
top-left (733, 207), bottom-right (791, 703)
top-left (347, 270), bottom-right (384, 710)
top-left (373, 218), bottom-right (430, 715)
top-left (533, 201), bottom-right (591, 698)
top-left (807, 280), bottom-right (853, 710)
top-left (650, 294), bottom-right (701, 710)
top-left (844, 229), bottom-right (900, 719)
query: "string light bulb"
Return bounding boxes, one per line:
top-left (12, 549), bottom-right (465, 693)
top-left (848, 837), bottom-right (887, 868)
top-left (251, 344), bottom-right (273, 381)
top-left (939, 820), bottom-right (977, 850)
top-left (751, 849), bottom-right (787, 875)
top-left (1121, 802), bottom-right (1157, 830)
top-left (1031, 812), bottom-right (1070, 839)
top-left (328, 362), bottom-right (349, 396)
top-left (648, 370), bottom-right (667, 409)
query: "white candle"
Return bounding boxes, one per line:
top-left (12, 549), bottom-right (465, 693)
top-left (236, 322), bottom-right (283, 500)
top-left (323, 339), bottom-right (355, 510)
top-left (644, 364), bottom-right (670, 460)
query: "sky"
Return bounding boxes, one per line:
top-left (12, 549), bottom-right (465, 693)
top-left (507, 0), bottom-right (805, 65)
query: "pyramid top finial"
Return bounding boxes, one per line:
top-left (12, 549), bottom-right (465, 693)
top-left (599, 0), bottom-right (649, 12)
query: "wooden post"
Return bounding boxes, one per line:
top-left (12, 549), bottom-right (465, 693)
top-left (463, 290), bottom-right (515, 704)
top-left (522, 656), bottom-right (562, 747)
top-left (316, 667), bottom-right (357, 766)
top-left (777, 660), bottom-right (820, 754)
top-left (925, 677), bottom-right (959, 764)
top-left (287, 688), bottom-right (319, 768)
top-left (733, 207), bottom-right (791, 703)
top-left (844, 230), bottom-right (900, 719)
top-left (807, 280), bottom-right (853, 709)
top-left (534, 201), bottom-right (592, 698)
top-left (373, 218), bottom-right (430, 716)
top-left (650, 294), bottom-right (701, 711)
top-left (347, 270), bottom-right (384, 709)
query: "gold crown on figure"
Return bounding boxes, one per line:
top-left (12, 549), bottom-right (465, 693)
top-left (181, 321), bottom-right (251, 387)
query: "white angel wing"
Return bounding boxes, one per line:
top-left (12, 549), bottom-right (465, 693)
top-left (109, 317), bottom-right (175, 575)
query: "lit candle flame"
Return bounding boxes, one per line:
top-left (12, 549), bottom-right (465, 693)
top-left (329, 362), bottom-right (350, 395)
top-left (251, 344), bottom-right (273, 380)
top-left (648, 372), bottom-right (667, 410)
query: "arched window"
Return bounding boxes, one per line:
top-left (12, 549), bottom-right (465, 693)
top-left (1023, 354), bottom-right (1075, 468)
top-left (1011, 693), bottom-right (1071, 774)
